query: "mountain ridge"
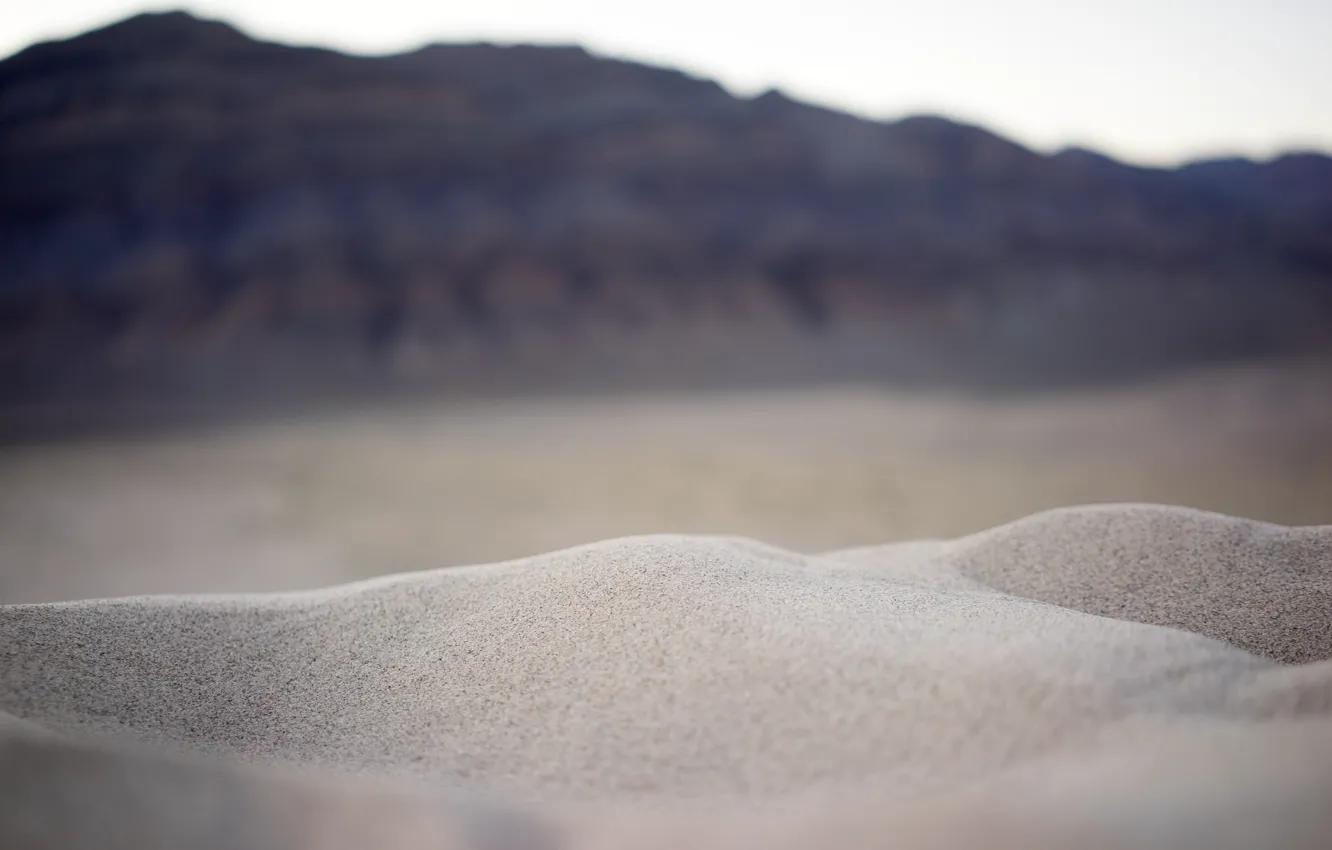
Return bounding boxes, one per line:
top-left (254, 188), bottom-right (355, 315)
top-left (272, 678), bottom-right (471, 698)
top-left (13, 11), bottom-right (1326, 170)
top-left (2, 10), bottom-right (1330, 405)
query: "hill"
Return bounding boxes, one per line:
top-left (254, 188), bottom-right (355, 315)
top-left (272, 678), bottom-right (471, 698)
top-left (2, 11), bottom-right (1330, 404)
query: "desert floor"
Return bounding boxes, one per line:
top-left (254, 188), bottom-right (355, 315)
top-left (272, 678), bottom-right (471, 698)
top-left (4, 358), bottom-right (1331, 603)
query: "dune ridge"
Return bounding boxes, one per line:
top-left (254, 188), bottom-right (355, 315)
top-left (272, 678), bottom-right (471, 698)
top-left (3, 503), bottom-right (1332, 848)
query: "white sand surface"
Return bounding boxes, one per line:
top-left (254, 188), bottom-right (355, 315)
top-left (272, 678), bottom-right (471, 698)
top-left (2, 503), bottom-right (1331, 848)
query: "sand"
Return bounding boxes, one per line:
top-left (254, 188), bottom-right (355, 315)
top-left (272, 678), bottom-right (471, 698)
top-left (6, 363), bottom-right (1332, 606)
top-left (2, 502), bottom-right (1332, 849)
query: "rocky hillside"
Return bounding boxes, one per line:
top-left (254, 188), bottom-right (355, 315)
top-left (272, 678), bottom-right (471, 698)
top-left (2, 11), bottom-right (1331, 404)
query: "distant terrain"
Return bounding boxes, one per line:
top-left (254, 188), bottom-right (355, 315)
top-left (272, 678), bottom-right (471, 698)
top-left (2, 10), bottom-right (1331, 411)
top-left (4, 359), bottom-right (1331, 603)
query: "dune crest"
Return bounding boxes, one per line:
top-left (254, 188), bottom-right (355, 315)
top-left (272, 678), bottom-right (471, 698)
top-left (3, 503), bottom-right (1331, 848)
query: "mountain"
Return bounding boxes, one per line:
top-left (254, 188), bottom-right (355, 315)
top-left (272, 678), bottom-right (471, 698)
top-left (2, 10), bottom-right (1330, 406)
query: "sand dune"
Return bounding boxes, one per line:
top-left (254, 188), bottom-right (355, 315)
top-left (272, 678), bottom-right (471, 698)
top-left (3, 503), bottom-right (1331, 848)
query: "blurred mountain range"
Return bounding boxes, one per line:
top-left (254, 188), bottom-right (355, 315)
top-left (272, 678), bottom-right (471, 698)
top-left (2, 10), bottom-right (1331, 406)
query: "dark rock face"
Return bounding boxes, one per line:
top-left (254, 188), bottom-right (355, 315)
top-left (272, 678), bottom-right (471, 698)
top-left (2, 10), bottom-right (1330, 404)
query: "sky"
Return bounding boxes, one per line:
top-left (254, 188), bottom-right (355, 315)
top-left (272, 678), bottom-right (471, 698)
top-left (3, 0), bottom-right (1330, 165)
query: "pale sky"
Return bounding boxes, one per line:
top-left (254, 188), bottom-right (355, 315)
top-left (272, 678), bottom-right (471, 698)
top-left (3, 0), bottom-right (1330, 165)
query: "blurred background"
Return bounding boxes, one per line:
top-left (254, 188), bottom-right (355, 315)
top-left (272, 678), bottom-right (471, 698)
top-left (1, 3), bottom-right (1330, 603)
